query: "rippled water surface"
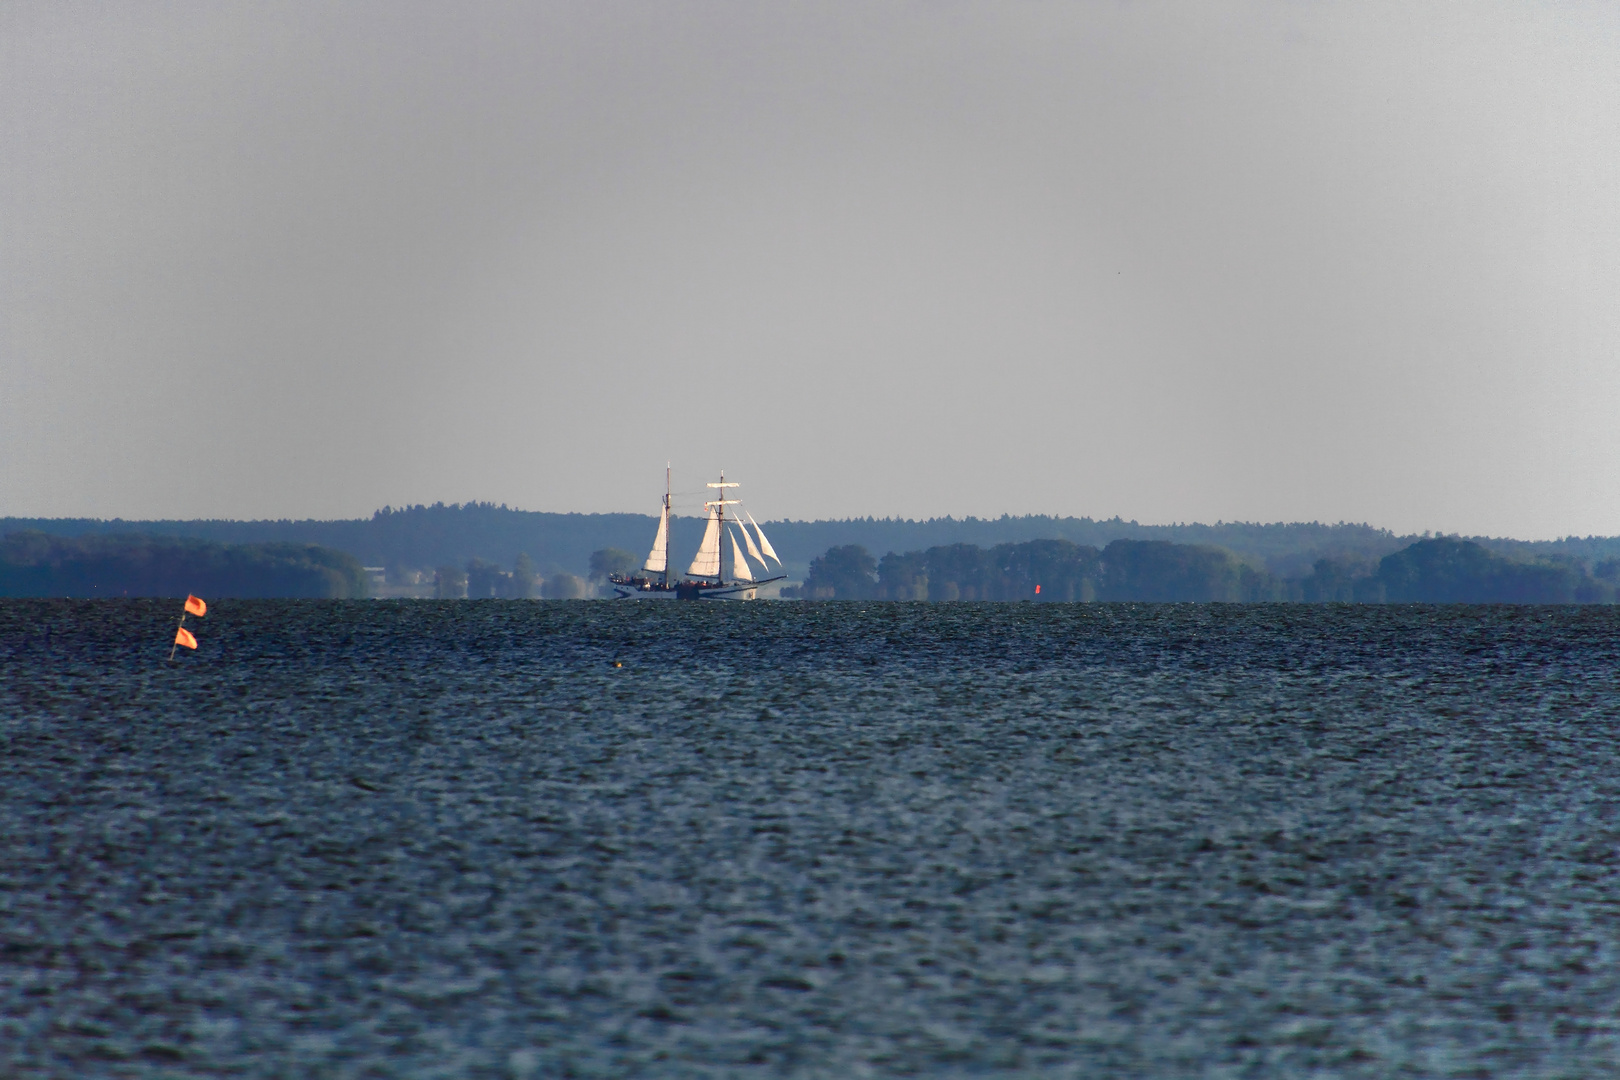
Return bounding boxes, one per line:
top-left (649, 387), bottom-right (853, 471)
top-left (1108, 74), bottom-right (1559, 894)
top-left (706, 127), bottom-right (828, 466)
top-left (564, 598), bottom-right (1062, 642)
top-left (4, 600), bottom-right (1620, 1077)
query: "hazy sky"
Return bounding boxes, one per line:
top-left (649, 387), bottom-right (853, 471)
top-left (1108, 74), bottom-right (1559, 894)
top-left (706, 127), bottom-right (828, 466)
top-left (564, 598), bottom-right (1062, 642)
top-left (4, 2), bottom-right (1619, 537)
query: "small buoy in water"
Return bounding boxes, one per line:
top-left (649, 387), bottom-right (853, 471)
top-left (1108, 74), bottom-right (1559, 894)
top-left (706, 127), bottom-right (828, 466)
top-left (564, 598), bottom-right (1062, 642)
top-left (612, 661), bottom-right (623, 668)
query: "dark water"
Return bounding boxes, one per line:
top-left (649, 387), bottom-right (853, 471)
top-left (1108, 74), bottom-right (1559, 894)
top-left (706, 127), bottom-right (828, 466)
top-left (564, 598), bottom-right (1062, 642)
top-left (4, 600), bottom-right (1620, 1078)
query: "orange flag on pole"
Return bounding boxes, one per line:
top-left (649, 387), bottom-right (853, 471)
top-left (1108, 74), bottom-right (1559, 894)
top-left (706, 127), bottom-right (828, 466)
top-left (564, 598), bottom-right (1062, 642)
top-left (174, 626), bottom-right (198, 650)
top-left (185, 595), bottom-right (207, 617)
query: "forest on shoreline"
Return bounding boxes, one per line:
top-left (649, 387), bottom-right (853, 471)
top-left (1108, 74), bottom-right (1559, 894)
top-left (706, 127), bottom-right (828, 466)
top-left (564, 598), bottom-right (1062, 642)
top-left (8, 504), bottom-right (1620, 587)
top-left (796, 537), bottom-right (1620, 604)
top-left (4, 506), bottom-right (1620, 602)
top-left (0, 532), bottom-right (368, 599)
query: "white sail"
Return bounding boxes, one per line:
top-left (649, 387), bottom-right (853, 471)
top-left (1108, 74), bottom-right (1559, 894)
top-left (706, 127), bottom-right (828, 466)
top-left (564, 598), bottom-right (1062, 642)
top-left (642, 505), bottom-right (669, 573)
top-left (746, 511), bottom-right (782, 566)
top-left (729, 528), bottom-right (754, 581)
top-left (687, 507), bottom-right (722, 577)
top-left (738, 515), bottom-right (765, 564)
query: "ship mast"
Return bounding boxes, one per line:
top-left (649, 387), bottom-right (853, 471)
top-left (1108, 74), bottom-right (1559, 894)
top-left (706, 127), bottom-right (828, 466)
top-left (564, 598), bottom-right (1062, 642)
top-left (706, 470), bottom-right (741, 583)
top-left (663, 463), bottom-right (671, 587)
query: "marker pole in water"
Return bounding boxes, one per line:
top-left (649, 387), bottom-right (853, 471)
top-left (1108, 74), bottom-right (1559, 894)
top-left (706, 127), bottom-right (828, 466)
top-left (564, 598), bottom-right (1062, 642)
top-left (169, 612), bottom-right (186, 662)
top-left (168, 595), bottom-right (206, 661)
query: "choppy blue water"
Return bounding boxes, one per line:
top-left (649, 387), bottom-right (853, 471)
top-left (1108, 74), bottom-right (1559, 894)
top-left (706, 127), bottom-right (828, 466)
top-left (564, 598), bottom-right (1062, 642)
top-left (3, 600), bottom-right (1620, 1077)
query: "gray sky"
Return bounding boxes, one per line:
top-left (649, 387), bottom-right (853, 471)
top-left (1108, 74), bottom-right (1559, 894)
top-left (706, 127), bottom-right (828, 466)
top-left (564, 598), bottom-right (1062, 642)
top-left (4, 1), bottom-right (1618, 537)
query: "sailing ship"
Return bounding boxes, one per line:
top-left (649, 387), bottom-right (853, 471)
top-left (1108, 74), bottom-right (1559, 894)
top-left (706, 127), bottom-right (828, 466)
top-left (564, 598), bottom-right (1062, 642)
top-left (610, 469), bottom-right (786, 600)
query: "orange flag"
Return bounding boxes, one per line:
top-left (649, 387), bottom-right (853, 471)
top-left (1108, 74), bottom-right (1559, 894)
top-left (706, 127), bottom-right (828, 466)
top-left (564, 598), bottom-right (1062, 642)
top-left (174, 626), bottom-right (198, 650)
top-left (184, 595), bottom-right (207, 617)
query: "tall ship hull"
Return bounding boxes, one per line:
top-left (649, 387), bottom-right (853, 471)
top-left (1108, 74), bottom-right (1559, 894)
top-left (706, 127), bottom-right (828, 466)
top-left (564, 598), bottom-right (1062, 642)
top-left (608, 580), bottom-right (758, 601)
top-left (610, 467), bottom-right (785, 601)
top-left (608, 578), bottom-right (679, 600)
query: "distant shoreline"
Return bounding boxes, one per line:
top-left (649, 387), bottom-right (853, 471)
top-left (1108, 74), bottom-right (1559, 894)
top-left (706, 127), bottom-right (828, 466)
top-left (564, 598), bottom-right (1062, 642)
top-left (5, 507), bottom-right (1619, 603)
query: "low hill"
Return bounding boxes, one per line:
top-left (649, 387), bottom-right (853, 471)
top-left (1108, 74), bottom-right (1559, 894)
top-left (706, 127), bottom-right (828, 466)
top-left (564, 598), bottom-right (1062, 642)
top-left (0, 532), bottom-right (368, 599)
top-left (1375, 537), bottom-right (1608, 604)
top-left (4, 506), bottom-right (1618, 588)
top-left (800, 536), bottom-right (1619, 604)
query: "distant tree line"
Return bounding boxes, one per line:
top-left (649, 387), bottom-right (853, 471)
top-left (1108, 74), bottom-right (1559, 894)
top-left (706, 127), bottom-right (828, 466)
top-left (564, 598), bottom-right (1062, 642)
top-left (1309, 538), bottom-right (1619, 604)
top-left (0, 504), bottom-right (670, 587)
top-left (447, 552), bottom-right (591, 599)
top-left (797, 537), bottom-right (1620, 604)
top-left (13, 504), bottom-right (1620, 589)
top-left (15, 526), bottom-right (1608, 604)
top-left (0, 531), bottom-right (368, 598)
